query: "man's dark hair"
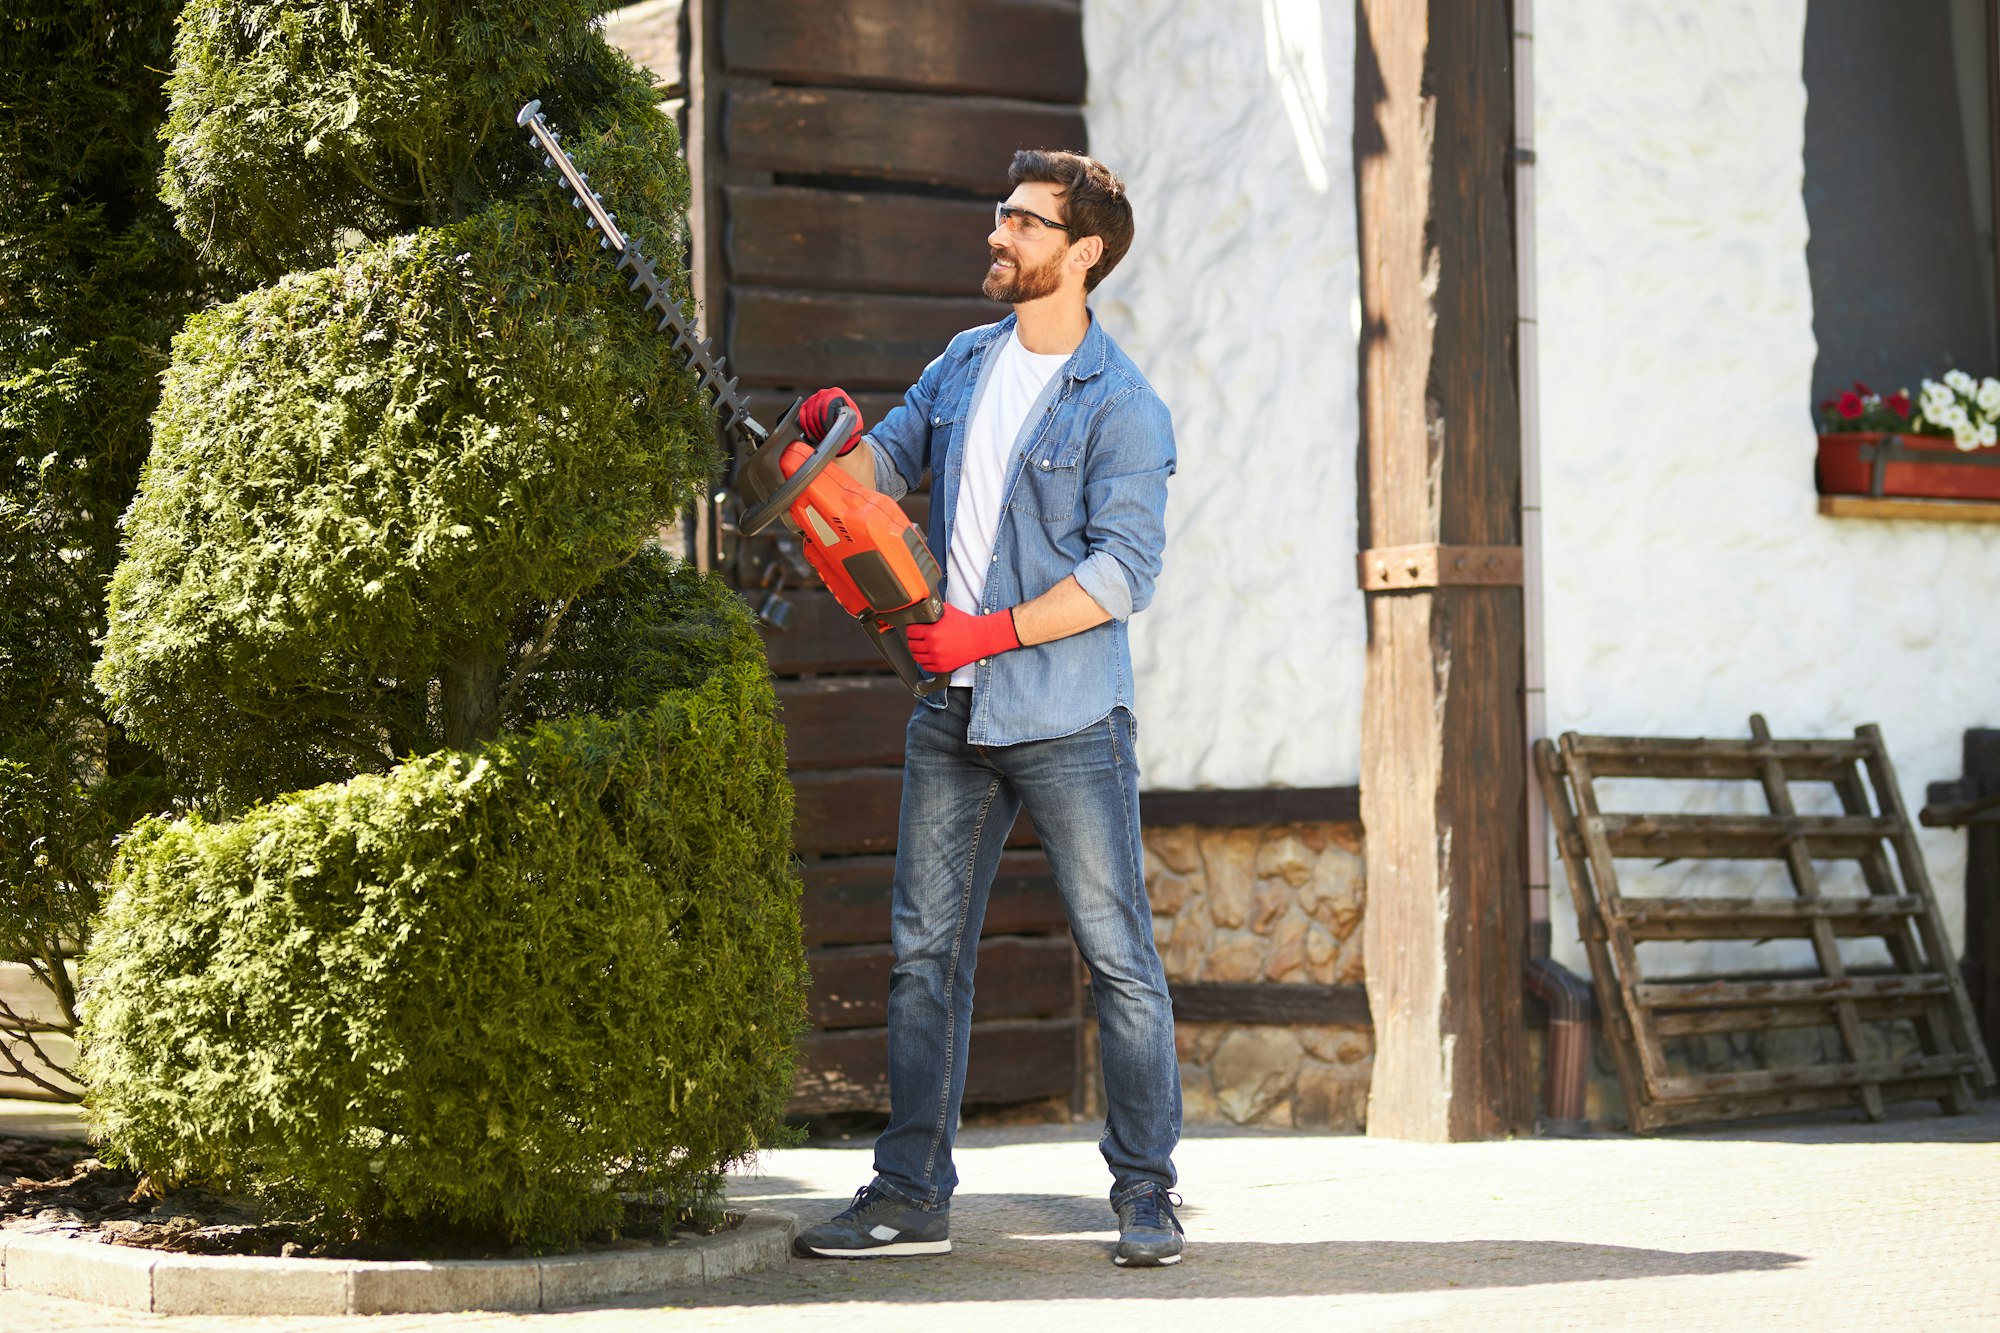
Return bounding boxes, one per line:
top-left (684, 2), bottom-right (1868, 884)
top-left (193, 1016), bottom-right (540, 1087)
top-left (1008, 149), bottom-right (1133, 291)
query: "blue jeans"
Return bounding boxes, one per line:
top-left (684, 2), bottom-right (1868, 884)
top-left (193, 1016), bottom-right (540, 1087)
top-left (870, 689), bottom-right (1180, 1210)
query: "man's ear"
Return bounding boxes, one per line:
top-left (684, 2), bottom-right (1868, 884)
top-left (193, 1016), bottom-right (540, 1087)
top-left (1069, 234), bottom-right (1103, 276)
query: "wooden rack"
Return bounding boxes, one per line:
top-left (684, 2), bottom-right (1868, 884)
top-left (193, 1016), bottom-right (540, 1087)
top-left (1536, 716), bottom-right (1995, 1132)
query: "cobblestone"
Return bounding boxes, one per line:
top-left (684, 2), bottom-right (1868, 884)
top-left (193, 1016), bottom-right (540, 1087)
top-left (2, 1100), bottom-right (1994, 1330)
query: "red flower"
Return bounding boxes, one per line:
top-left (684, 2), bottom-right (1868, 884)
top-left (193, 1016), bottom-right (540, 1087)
top-left (1887, 391), bottom-right (1912, 418)
top-left (1837, 391), bottom-right (1864, 419)
top-left (1853, 380), bottom-right (1873, 396)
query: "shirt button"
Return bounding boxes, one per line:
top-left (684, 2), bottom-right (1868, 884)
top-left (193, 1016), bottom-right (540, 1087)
top-left (991, 552), bottom-right (999, 562)
top-left (1040, 459), bottom-right (1051, 469)
top-left (979, 658), bottom-right (990, 666)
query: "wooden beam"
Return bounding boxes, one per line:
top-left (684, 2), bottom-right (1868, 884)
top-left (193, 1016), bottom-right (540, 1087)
top-left (1354, 0), bottom-right (1532, 1141)
top-left (726, 186), bottom-right (995, 296)
top-left (728, 287), bottom-right (995, 389)
top-left (724, 86), bottom-right (1086, 193)
top-left (723, 0), bottom-right (1087, 104)
top-left (1168, 982), bottom-right (1371, 1026)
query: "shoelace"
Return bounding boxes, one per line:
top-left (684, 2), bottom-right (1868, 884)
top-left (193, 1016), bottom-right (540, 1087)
top-left (841, 1184), bottom-right (887, 1217)
top-left (1124, 1187), bottom-right (1185, 1233)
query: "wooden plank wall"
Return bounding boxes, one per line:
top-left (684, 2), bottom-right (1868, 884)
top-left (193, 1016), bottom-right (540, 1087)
top-left (685, 0), bottom-right (1091, 1116)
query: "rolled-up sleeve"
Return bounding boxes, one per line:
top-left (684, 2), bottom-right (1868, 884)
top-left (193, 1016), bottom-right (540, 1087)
top-left (1073, 387), bottom-right (1176, 621)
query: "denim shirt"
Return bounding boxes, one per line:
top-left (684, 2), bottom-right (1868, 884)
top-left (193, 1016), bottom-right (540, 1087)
top-left (864, 312), bottom-right (1176, 746)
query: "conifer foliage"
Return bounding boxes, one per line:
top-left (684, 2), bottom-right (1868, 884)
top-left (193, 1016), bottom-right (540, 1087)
top-left (0, 2), bottom-right (223, 1097)
top-left (77, 1), bottom-right (804, 1248)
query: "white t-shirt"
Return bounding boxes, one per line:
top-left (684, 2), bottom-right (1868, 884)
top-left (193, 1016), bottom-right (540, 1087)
top-left (946, 330), bottom-right (1070, 685)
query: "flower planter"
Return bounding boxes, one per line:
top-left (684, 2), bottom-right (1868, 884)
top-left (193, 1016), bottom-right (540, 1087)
top-left (1816, 431), bottom-right (2000, 502)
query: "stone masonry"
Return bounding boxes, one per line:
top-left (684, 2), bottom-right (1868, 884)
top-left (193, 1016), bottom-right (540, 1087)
top-left (1142, 822), bottom-right (1372, 1132)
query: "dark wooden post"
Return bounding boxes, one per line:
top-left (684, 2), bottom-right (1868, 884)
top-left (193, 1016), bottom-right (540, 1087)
top-left (1354, 0), bottom-right (1533, 1140)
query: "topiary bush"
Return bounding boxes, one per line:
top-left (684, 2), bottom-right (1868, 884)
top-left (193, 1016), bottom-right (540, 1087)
top-left (78, 0), bottom-right (804, 1247)
top-left (85, 560), bottom-right (802, 1247)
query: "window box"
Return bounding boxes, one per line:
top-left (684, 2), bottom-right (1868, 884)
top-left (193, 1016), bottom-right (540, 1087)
top-left (1816, 431), bottom-right (2000, 502)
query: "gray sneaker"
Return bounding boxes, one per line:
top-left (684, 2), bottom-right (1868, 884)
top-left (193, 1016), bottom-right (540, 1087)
top-left (793, 1185), bottom-right (951, 1258)
top-left (1113, 1185), bottom-right (1184, 1267)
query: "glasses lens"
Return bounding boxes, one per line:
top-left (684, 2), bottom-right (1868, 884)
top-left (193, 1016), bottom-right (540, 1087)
top-left (996, 203), bottom-right (1041, 234)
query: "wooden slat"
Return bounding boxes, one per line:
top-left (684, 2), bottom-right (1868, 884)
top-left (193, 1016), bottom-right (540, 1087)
top-left (1594, 812), bottom-right (1900, 859)
top-left (1620, 896), bottom-right (1924, 940)
top-left (808, 937), bottom-right (1075, 1029)
top-left (1858, 723), bottom-right (1998, 1086)
top-left (1653, 997), bottom-right (1935, 1037)
top-left (1634, 1077), bottom-right (1964, 1132)
top-left (1143, 787), bottom-right (1362, 826)
top-left (726, 86), bottom-right (1086, 193)
top-left (1747, 714), bottom-right (1883, 1118)
top-left (1168, 982), bottom-right (1371, 1026)
top-left (778, 677), bottom-right (916, 768)
top-left (724, 0), bottom-right (1086, 103)
top-left (793, 768), bottom-right (1036, 856)
top-left (1562, 740), bottom-right (1677, 1107)
top-left (1634, 974), bottom-right (1953, 1010)
top-left (1834, 764), bottom-right (1973, 1112)
top-left (1562, 735), bottom-right (1869, 781)
top-left (726, 186), bottom-right (995, 296)
top-left (1656, 1053), bottom-right (1978, 1103)
top-left (801, 850), bottom-right (1066, 947)
top-left (729, 287), bottom-right (993, 389)
top-left (790, 1017), bottom-right (1075, 1114)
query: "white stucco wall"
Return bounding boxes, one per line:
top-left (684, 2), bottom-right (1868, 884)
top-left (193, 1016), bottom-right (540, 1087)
top-left (1084, 0), bottom-right (1363, 791)
top-left (1536, 0), bottom-right (2000, 973)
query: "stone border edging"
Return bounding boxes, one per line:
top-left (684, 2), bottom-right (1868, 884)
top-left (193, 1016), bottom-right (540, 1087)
top-left (0, 1209), bottom-right (796, 1315)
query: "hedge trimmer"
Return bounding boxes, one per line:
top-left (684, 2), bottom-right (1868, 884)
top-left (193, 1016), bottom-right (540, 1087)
top-left (517, 100), bottom-right (948, 696)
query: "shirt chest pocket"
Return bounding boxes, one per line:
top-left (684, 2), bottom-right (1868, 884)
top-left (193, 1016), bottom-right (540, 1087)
top-left (1012, 437), bottom-right (1085, 522)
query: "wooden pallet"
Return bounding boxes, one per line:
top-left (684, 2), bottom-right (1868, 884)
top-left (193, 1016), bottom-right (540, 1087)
top-left (1535, 716), bottom-right (1995, 1132)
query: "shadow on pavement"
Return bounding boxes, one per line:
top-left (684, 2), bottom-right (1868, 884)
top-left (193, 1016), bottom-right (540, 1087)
top-left (639, 1192), bottom-right (1802, 1309)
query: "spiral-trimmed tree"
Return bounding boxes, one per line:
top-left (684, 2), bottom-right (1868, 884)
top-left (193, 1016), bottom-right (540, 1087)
top-left (81, 1), bottom-right (804, 1248)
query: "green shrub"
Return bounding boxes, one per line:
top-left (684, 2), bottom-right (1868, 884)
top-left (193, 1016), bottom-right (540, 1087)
top-left (81, 560), bottom-right (805, 1248)
top-left (1, 1), bottom-right (226, 1095)
top-left (98, 128), bottom-right (712, 804)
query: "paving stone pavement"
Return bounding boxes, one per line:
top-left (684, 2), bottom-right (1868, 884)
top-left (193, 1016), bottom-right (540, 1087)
top-left (4, 1102), bottom-right (1995, 1332)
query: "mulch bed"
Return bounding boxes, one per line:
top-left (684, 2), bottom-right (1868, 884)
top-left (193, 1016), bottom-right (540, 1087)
top-left (0, 1135), bottom-right (734, 1261)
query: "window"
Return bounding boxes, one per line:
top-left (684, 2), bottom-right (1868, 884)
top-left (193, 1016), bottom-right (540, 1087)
top-left (1804, 0), bottom-right (1997, 402)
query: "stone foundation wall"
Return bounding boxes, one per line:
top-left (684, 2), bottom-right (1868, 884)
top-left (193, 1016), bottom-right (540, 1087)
top-left (1142, 822), bottom-right (1372, 1130)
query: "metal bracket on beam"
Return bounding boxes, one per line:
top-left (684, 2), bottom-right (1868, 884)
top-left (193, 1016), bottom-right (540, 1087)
top-left (1357, 543), bottom-right (1524, 592)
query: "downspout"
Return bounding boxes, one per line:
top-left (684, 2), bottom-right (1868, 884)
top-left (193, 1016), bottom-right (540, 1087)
top-left (1511, 0), bottom-right (1594, 1136)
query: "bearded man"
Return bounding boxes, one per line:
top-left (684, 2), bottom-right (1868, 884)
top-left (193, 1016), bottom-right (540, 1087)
top-left (789, 149), bottom-right (1184, 1269)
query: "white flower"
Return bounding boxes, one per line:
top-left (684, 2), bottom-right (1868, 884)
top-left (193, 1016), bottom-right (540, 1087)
top-left (1980, 379), bottom-right (2000, 414)
top-left (1948, 404), bottom-right (1973, 431)
top-left (1946, 368), bottom-right (1976, 394)
top-left (1921, 379), bottom-right (1954, 414)
top-left (1981, 422), bottom-right (1999, 449)
top-left (1954, 423), bottom-right (1979, 451)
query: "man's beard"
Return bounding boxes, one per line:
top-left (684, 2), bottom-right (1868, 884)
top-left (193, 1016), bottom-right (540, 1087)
top-left (982, 245), bottom-right (1064, 303)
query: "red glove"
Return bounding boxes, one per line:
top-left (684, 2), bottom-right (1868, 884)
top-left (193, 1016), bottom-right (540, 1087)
top-left (799, 387), bottom-right (864, 454)
top-left (905, 604), bottom-right (1020, 675)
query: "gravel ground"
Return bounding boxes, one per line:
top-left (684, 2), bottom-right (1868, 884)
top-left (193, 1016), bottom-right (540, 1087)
top-left (3, 1099), bottom-right (1995, 1332)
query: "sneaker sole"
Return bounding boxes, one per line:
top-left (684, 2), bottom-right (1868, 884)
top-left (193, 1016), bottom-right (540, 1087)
top-left (796, 1239), bottom-right (952, 1259)
top-left (1113, 1251), bottom-right (1183, 1267)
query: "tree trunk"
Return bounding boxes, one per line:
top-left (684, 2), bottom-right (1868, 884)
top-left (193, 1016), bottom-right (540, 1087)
top-left (442, 646), bottom-right (506, 751)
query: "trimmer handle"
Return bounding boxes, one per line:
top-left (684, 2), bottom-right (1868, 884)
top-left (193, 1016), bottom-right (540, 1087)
top-left (737, 401), bottom-right (857, 537)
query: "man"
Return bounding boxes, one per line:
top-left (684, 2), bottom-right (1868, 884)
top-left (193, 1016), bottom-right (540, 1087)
top-left (790, 149), bottom-right (1182, 1269)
